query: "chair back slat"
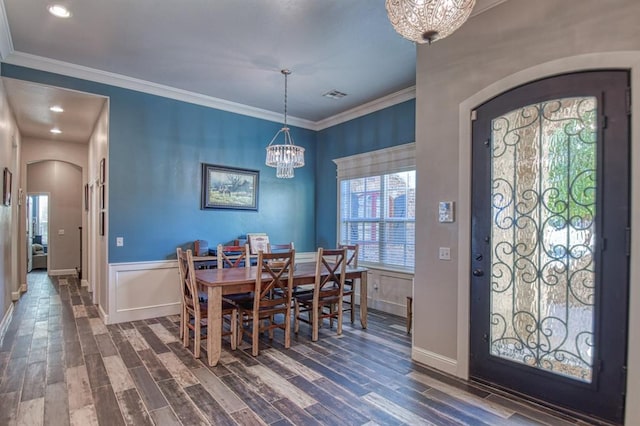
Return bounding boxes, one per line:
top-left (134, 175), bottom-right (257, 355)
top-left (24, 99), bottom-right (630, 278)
top-left (256, 250), bottom-right (295, 307)
top-left (176, 248), bottom-right (199, 316)
top-left (217, 244), bottom-right (251, 268)
top-left (339, 243), bottom-right (359, 268)
top-left (315, 248), bottom-right (347, 296)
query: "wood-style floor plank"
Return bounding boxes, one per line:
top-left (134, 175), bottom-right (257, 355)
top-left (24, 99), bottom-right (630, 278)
top-left (0, 272), bottom-right (608, 426)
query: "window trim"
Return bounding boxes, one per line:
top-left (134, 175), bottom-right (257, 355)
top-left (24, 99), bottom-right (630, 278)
top-left (333, 143), bottom-right (416, 271)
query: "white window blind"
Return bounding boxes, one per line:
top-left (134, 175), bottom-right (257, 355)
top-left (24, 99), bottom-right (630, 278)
top-left (334, 143), bottom-right (415, 271)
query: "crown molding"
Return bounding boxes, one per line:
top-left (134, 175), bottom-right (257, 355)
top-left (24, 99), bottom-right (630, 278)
top-left (314, 86), bottom-right (416, 131)
top-left (0, 1), bottom-right (13, 60)
top-left (3, 50), bottom-right (416, 132)
top-left (3, 51), bottom-right (318, 130)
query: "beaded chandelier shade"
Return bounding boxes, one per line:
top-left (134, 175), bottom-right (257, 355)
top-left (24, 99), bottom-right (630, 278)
top-left (385, 0), bottom-right (476, 44)
top-left (265, 69), bottom-right (305, 179)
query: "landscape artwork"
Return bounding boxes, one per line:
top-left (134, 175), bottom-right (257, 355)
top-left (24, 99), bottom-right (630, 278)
top-left (201, 163), bottom-right (259, 210)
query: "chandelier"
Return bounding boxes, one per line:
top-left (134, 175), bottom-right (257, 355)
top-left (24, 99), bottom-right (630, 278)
top-left (265, 69), bottom-right (305, 178)
top-left (385, 0), bottom-right (476, 44)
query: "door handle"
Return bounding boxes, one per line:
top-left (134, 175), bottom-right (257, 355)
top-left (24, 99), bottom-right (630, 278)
top-left (472, 269), bottom-right (484, 277)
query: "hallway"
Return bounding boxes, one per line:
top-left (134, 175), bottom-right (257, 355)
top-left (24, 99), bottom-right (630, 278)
top-left (0, 272), bottom-right (607, 425)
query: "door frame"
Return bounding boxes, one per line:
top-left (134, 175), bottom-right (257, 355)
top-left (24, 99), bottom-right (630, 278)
top-left (455, 52), bottom-right (640, 424)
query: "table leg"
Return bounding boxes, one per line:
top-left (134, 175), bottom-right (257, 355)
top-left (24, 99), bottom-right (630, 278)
top-left (207, 286), bottom-right (222, 366)
top-left (359, 271), bottom-right (368, 329)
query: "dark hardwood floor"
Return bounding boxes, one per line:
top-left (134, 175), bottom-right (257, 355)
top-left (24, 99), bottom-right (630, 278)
top-left (0, 271), bottom-right (609, 425)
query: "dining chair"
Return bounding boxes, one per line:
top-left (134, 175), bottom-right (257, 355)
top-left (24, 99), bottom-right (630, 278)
top-left (217, 243), bottom-right (251, 268)
top-left (266, 242), bottom-right (295, 252)
top-left (294, 247), bottom-right (347, 342)
top-left (338, 243), bottom-right (359, 324)
top-left (237, 250), bottom-right (295, 356)
top-left (176, 247), bottom-right (237, 358)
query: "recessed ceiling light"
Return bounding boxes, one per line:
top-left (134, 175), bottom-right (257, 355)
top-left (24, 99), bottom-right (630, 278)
top-left (50, 128), bottom-right (62, 134)
top-left (48, 5), bottom-right (71, 18)
top-left (50, 105), bottom-right (64, 113)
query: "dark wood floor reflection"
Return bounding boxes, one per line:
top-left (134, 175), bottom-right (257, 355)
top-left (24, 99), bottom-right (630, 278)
top-left (0, 272), bottom-right (607, 425)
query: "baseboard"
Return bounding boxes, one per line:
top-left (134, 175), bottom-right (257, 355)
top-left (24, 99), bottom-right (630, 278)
top-left (98, 304), bottom-right (109, 325)
top-left (110, 303), bottom-right (181, 324)
top-left (0, 303), bottom-right (14, 347)
top-left (49, 269), bottom-right (77, 276)
top-left (11, 291), bottom-right (20, 301)
top-left (412, 346), bottom-right (458, 376)
top-left (81, 279), bottom-right (89, 288)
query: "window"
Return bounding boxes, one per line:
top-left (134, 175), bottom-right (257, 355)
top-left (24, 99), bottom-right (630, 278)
top-left (334, 143), bottom-right (415, 271)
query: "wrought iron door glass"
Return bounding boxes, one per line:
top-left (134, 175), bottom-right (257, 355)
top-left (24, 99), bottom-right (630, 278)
top-left (490, 97), bottom-right (596, 383)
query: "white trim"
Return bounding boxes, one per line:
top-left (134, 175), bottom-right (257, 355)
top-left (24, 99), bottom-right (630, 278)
top-left (4, 52), bottom-right (316, 130)
top-left (98, 303), bottom-right (109, 325)
top-left (20, 284), bottom-right (26, 292)
top-left (11, 291), bottom-right (20, 301)
top-left (457, 51), bottom-right (640, 425)
top-left (0, 0), bottom-right (13, 60)
top-left (412, 346), bottom-right (458, 376)
top-left (333, 142), bottom-right (416, 179)
top-left (315, 87), bottom-right (416, 131)
top-left (81, 279), bottom-right (89, 288)
top-left (1, 51), bottom-right (416, 132)
top-left (0, 303), bottom-right (14, 347)
top-left (49, 269), bottom-right (77, 276)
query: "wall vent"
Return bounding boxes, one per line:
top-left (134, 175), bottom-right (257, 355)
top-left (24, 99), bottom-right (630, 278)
top-left (322, 90), bottom-right (347, 100)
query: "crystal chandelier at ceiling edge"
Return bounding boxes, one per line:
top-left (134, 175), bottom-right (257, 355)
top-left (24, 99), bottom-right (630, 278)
top-left (385, 0), bottom-right (476, 44)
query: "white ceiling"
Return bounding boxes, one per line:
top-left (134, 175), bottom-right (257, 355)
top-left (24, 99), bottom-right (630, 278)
top-left (0, 0), bottom-right (505, 142)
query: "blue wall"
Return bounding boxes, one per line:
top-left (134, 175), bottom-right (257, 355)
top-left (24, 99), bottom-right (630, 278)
top-left (315, 100), bottom-right (416, 248)
top-left (2, 64), bottom-right (316, 262)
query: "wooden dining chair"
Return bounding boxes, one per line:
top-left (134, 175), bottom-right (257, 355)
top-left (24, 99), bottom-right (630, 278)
top-left (237, 250), bottom-right (295, 356)
top-left (266, 242), bottom-right (295, 253)
top-left (217, 243), bottom-right (251, 268)
top-left (294, 247), bottom-right (347, 341)
top-left (176, 248), bottom-right (237, 358)
top-left (338, 243), bottom-right (359, 324)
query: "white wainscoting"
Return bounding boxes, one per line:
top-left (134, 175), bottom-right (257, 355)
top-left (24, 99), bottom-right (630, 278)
top-left (356, 267), bottom-right (413, 318)
top-left (107, 260), bottom-right (181, 324)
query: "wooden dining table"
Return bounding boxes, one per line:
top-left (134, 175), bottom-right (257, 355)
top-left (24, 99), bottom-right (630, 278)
top-left (195, 262), bottom-right (368, 366)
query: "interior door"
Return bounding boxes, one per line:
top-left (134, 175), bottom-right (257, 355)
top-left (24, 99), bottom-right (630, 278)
top-left (470, 71), bottom-right (629, 424)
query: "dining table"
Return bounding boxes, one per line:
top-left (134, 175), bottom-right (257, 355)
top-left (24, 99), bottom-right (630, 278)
top-left (195, 262), bottom-right (369, 366)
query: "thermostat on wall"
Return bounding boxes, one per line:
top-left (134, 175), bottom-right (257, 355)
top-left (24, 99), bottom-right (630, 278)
top-left (439, 201), bottom-right (455, 223)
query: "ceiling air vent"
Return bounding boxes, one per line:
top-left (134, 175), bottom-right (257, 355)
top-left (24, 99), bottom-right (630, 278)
top-left (322, 90), bottom-right (347, 100)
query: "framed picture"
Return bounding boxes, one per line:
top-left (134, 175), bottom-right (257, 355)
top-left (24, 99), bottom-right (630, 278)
top-left (84, 184), bottom-right (89, 211)
top-left (100, 211), bottom-right (105, 236)
top-left (100, 185), bottom-right (105, 210)
top-left (99, 158), bottom-right (106, 185)
top-left (201, 163), bottom-right (259, 211)
top-left (2, 167), bottom-right (12, 206)
top-left (247, 233), bottom-right (269, 255)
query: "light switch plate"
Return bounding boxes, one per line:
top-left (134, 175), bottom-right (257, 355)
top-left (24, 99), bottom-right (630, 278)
top-left (438, 201), bottom-right (455, 223)
top-left (58, 229), bottom-right (65, 235)
top-left (439, 247), bottom-right (451, 260)
top-left (116, 237), bottom-right (124, 247)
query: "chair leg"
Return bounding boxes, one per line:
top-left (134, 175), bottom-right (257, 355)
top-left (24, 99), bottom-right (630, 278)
top-left (350, 295), bottom-right (355, 324)
top-left (294, 301), bottom-right (300, 334)
top-left (252, 314), bottom-right (260, 356)
top-left (230, 310), bottom-right (237, 350)
top-left (312, 305), bottom-right (319, 342)
top-left (337, 302), bottom-right (343, 335)
top-left (179, 305), bottom-right (185, 339)
top-left (182, 312), bottom-right (189, 348)
top-left (194, 319), bottom-right (201, 359)
top-left (284, 308), bottom-right (291, 349)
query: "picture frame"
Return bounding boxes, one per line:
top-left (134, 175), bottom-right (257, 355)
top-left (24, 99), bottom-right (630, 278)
top-left (3, 167), bottom-right (12, 206)
top-left (201, 163), bottom-right (259, 211)
top-left (99, 158), bottom-right (106, 185)
top-left (247, 233), bottom-right (269, 255)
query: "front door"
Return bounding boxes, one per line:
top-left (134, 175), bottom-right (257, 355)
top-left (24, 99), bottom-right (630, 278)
top-left (470, 71), bottom-right (629, 424)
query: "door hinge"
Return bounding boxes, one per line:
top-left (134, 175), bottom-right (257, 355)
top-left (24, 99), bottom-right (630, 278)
top-left (471, 110), bottom-right (478, 121)
top-left (622, 365), bottom-right (628, 394)
top-left (598, 359), bottom-right (604, 372)
top-left (601, 237), bottom-right (607, 252)
top-left (626, 87), bottom-right (631, 115)
top-left (626, 227), bottom-right (631, 256)
top-left (602, 115), bottom-right (608, 129)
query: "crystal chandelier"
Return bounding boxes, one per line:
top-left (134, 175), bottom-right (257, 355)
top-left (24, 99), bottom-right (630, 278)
top-left (265, 69), bottom-right (305, 179)
top-left (385, 0), bottom-right (476, 44)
